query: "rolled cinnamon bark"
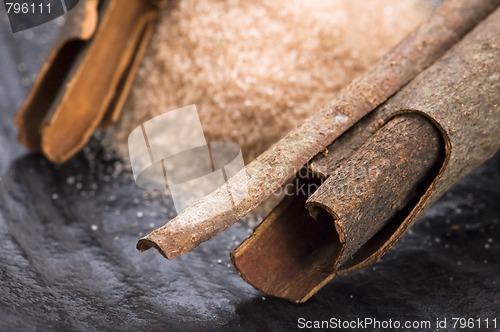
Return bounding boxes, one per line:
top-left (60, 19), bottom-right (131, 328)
top-left (15, 0), bottom-right (166, 164)
top-left (233, 114), bottom-right (444, 302)
top-left (306, 114), bottom-right (444, 268)
top-left (233, 6), bottom-right (500, 302)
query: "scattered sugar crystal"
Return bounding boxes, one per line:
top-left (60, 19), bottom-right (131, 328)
top-left (17, 63), bottom-right (27, 73)
top-left (334, 114), bottom-right (349, 124)
top-left (21, 77), bottom-right (31, 87)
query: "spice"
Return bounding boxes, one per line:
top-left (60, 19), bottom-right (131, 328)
top-left (232, 113), bottom-right (444, 302)
top-left (233, 5), bottom-right (500, 302)
top-left (15, 0), bottom-right (166, 163)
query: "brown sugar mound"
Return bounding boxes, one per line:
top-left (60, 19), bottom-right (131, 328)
top-left (109, 0), bottom-right (432, 163)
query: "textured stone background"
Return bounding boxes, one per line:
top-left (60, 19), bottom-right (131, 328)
top-left (0, 8), bottom-right (498, 332)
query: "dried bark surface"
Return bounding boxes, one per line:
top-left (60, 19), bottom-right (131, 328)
top-left (138, 0), bottom-right (499, 260)
top-left (15, 0), bottom-right (165, 163)
top-left (307, 114), bottom-right (444, 267)
top-left (233, 6), bottom-right (500, 302)
top-left (233, 114), bottom-right (444, 302)
top-left (15, 0), bottom-right (99, 152)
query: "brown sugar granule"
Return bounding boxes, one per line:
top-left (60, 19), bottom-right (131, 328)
top-left (109, 0), bottom-right (432, 162)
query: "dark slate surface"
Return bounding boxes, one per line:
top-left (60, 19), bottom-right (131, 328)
top-left (0, 9), bottom-right (499, 332)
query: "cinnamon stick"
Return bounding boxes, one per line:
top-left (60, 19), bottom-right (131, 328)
top-left (137, 0), bottom-right (499, 259)
top-left (233, 113), bottom-right (443, 302)
top-left (307, 114), bottom-right (444, 266)
top-left (233, 6), bottom-right (500, 302)
top-left (15, 0), bottom-right (99, 153)
top-left (15, 0), bottom-right (166, 164)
